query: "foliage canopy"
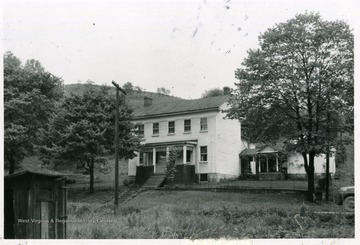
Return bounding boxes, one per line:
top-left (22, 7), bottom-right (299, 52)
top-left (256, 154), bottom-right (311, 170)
top-left (201, 88), bottom-right (224, 98)
top-left (227, 13), bottom-right (354, 200)
top-left (4, 51), bottom-right (64, 174)
top-left (39, 85), bottom-right (141, 192)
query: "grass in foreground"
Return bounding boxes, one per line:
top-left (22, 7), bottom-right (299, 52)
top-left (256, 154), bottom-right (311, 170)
top-left (67, 190), bottom-right (354, 239)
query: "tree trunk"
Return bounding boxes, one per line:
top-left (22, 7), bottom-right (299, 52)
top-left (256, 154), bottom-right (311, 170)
top-left (7, 154), bottom-right (16, 175)
top-left (325, 151), bottom-right (330, 201)
top-left (89, 158), bottom-right (95, 193)
top-left (307, 151), bottom-right (316, 202)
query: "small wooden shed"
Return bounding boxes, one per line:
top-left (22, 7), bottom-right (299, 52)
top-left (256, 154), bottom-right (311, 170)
top-left (4, 170), bottom-right (68, 239)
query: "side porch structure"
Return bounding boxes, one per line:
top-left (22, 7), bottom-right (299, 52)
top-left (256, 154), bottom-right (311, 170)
top-left (239, 145), bottom-right (282, 180)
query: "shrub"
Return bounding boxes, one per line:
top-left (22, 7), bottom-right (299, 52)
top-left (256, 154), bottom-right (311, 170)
top-left (66, 192), bottom-right (354, 239)
top-left (264, 214), bottom-right (283, 226)
top-left (118, 206), bottom-right (141, 216)
top-left (91, 226), bottom-right (105, 239)
top-left (73, 203), bottom-right (91, 217)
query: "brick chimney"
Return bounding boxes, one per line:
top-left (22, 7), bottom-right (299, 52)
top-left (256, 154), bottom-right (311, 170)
top-left (144, 96), bottom-right (153, 107)
top-left (223, 86), bottom-right (231, 95)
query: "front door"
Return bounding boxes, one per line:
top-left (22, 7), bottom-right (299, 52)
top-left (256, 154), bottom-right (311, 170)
top-left (155, 151), bottom-right (167, 174)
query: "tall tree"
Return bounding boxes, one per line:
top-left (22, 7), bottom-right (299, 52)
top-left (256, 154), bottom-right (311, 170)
top-left (157, 87), bottom-right (171, 96)
top-left (39, 85), bottom-right (141, 193)
top-left (201, 88), bottom-right (224, 98)
top-left (122, 82), bottom-right (135, 94)
top-left (4, 52), bottom-right (64, 174)
top-left (227, 13), bottom-right (353, 201)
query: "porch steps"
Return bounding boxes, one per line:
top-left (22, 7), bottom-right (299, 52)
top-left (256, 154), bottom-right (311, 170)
top-left (142, 174), bottom-right (166, 188)
top-left (118, 187), bottom-right (142, 204)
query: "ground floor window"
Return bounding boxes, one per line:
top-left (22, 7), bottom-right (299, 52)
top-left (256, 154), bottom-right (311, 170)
top-left (200, 174), bottom-right (208, 181)
top-left (200, 146), bottom-right (208, 162)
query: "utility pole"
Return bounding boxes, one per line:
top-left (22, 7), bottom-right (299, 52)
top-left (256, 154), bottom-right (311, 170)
top-left (325, 108), bottom-right (330, 201)
top-left (325, 91), bottom-right (331, 201)
top-left (111, 81), bottom-right (127, 211)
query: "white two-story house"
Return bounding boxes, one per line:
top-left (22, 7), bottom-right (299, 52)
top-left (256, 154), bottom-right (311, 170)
top-left (128, 93), bottom-right (243, 182)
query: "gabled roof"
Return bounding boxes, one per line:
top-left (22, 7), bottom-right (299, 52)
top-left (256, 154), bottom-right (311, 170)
top-left (132, 95), bottom-right (230, 119)
top-left (5, 169), bottom-right (65, 180)
top-left (239, 145), bottom-right (278, 156)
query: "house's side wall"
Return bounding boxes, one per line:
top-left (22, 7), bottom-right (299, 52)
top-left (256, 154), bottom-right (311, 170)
top-left (212, 103), bottom-right (242, 181)
top-left (287, 153), bottom-right (336, 175)
top-left (128, 111), bottom-right (219, 176)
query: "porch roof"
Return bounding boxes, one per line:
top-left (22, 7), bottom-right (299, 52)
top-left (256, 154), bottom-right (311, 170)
top-left (239, 145), bottom-right (278, 156)
top-left (140, 140), bottom-right (198, 149)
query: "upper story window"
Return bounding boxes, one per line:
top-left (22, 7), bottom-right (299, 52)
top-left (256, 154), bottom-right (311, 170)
top-left (168, 121), bottom-right (175, 134)
top-left (138, 124), bottom-right (144, 136)
top-left (200, 117), bottom-right (208, 131)
top-left (200, 146), bottom-right (208, 162)
top-left (153, 123), bottom-right (159, 135)
top-left (184, 119), bottom-right (191, 133)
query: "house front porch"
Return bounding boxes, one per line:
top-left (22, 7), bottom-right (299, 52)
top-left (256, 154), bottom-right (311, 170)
top-left (135, 140), bottom-right (198, 184)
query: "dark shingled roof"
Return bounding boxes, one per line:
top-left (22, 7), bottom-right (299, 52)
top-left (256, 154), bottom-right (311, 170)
top-left (133, 95), bottom-right (230, 119)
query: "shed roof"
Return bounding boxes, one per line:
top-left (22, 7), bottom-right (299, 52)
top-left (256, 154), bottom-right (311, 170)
top-left (133, 95), bottom-right (230, 119)
top-left (5, 169), bottom-right (65, 180)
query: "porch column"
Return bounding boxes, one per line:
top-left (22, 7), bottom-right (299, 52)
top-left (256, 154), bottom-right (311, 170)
top-left (276, 153), bottom-right (279, 172)
top-left (258, 155), bottom-right (261, 173)
top-left (183, 145), bottom-right (187, 164)
top-left (192, 147), bottom-right (195, 165)
top-left (143, 153), bottom-right (146, 166)
top-left (153, 148), bottom-right (156, 173)
top-left (252, 156), bottom-right (255, 174)
top-left (138, 150), bottom-right (141, 166)
top-left (266, 155), bottom-right (269, 172)
top-left (166, 146), bottom-right (170, 161)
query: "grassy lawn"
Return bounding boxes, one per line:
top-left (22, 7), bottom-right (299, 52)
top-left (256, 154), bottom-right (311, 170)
top-left (67, 189), bottom-right (354, 239)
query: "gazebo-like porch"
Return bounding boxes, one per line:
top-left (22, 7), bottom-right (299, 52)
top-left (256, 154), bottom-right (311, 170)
top-left (240, 145), bottom-right (282, 180)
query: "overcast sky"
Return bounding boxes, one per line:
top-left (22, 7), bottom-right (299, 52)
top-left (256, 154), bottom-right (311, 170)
top-left (2, 0), bottom-right (359, 99)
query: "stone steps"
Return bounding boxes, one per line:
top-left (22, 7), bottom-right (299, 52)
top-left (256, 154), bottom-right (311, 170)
top-left (142, 174), bottom-right (166, 188)
top-left (118, 187), bottom-right (141, 204)
top-left (117, 175), bottom-right (166, 204)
